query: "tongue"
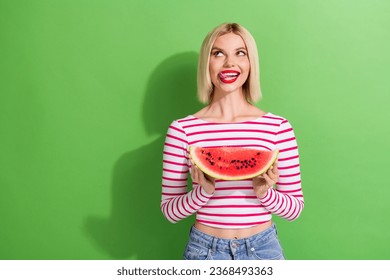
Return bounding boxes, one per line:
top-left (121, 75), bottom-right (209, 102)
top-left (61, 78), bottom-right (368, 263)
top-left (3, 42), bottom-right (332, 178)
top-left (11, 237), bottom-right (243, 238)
top-left (219, 73), bottom-right (228, 79)
top-left (219, 73), bottom-right (237, 79)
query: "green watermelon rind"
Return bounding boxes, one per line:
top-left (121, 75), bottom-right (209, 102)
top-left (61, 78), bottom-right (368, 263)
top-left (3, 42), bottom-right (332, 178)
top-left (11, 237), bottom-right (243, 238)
top-left (189, 146), bottom-right (279, 181)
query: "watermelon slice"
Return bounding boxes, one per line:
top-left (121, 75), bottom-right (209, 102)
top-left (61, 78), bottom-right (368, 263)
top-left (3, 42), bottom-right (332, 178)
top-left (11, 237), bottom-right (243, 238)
top-left (190, 146), bottom-right (279, 180)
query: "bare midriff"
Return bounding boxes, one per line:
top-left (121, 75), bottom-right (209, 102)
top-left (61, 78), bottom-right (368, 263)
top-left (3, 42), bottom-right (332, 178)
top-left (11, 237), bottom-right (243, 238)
top-left (194, 220), bottom-right (272, 239)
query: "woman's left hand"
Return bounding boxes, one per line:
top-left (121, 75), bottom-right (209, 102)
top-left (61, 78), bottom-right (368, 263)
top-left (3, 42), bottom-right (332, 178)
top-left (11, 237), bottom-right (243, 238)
top-left (252, 162), bottom-right (279, 199)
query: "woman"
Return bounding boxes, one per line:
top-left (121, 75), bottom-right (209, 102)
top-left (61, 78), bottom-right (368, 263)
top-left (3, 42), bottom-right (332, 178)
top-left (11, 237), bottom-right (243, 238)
top-left (161, 23), bottom-right (304, 260)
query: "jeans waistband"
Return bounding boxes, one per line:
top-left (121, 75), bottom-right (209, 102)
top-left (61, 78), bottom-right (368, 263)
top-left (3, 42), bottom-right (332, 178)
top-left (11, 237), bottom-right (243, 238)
top-left (189, 223), bottom-right (277, 253)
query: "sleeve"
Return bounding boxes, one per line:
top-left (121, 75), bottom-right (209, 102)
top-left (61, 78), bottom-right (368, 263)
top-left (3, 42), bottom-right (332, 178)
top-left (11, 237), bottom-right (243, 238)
top-left (258, 119), bottom-right (304, 221)
top-left (161, 120), bottom-right (213, 223)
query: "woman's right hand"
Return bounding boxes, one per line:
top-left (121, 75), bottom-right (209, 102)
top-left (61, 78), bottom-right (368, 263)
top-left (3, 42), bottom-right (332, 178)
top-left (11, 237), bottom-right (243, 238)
top-left (190, 160), bottom-right (215, 195)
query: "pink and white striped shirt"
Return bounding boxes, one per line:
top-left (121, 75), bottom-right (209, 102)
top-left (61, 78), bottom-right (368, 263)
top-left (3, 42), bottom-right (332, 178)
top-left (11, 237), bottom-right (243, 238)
top-left (161, 112), bottom-right (304, 228)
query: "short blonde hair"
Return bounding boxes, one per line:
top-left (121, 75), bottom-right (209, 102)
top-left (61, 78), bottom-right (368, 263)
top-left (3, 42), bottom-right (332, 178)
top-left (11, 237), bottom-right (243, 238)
top-left (197, 23), bottom-right (262, 104)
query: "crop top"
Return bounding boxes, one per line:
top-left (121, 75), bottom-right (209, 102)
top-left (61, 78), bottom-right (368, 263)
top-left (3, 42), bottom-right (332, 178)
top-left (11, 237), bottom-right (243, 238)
top-left (161, 112), bottom-right (304, 228)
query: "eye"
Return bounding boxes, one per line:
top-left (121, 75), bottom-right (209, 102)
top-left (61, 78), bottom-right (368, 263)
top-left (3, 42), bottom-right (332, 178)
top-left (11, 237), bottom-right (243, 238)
top-left (237, 50), bottom-right (247, 56)
top-left (212, 50), bottom-right (224, 57)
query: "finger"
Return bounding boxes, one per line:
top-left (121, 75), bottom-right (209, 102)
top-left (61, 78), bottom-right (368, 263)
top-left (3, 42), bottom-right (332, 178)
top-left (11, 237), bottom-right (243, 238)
top-left (253, 174), bottom-right (263, 182)
top-left (253, 175), bottom-right (266, 187)
top-left (193, 164), bottom-right (201, 179)
top-left (203, 173), bottom-right (211, 183)
top-left (263, 173), bottom-right (276, 187)
top-left (273, 167), bottom-right (279, 178)
top-left (190, 165), bottom-right (196, 181)
top-left (271, 168), bottom-right (279, 180)
top-left (194, 165), bottom-right (208, 184)
top-left (268, 164), bottom-right (279, 179)
top-left (263, 173), bottom-right (274, 187)
top-left (267, 167), bottom-right (276, 180)
top-left (272, 162), bottom-right (278, 175)
top-left (205, 173), bottom-right (215, 183)
top-left (267, 166), bottom-right (274, 176)
top-left (191, 164), bottom-right (200, 182)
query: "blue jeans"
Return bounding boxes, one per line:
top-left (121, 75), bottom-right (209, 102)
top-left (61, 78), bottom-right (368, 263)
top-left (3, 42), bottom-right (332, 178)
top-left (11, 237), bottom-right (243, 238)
top-left (183, 223), bottom-right (285, 260)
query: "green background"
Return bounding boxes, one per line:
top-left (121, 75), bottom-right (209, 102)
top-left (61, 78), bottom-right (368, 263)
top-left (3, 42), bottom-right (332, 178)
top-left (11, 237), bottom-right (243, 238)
top-left (1, 0), bottom-right (389, 260)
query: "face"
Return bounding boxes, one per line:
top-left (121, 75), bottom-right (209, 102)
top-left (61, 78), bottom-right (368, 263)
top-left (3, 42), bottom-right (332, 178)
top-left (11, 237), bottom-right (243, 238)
top-left (209, 32), bottom-right (250, 95)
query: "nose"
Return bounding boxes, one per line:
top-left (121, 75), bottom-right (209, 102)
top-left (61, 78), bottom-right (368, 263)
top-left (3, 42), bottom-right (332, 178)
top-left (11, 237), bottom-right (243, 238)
top-left (223, 55), bottom-right (235, 68)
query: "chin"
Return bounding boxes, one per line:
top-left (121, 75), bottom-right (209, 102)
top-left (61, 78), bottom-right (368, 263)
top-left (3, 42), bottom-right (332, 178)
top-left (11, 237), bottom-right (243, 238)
top-left (217, 83), bottom-right (245, 94)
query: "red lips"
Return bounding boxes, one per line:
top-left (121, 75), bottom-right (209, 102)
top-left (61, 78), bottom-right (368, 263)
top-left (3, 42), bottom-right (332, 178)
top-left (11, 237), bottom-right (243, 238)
top-left (218, 70), bottom-right (240, 84)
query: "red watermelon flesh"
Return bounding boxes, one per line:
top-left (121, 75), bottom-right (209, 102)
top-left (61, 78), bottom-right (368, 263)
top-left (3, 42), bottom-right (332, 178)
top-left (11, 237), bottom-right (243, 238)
top-left (190, 146), bottom-right (279, 180)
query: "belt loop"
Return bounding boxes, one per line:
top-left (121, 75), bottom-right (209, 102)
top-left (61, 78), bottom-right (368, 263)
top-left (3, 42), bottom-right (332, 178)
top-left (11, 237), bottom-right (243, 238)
top-left (273, 222), bottom-right (278, 235)
top-left (245, 239), bottom-right (253, 256)
top-left (211, 236), bottom-right (218, 254)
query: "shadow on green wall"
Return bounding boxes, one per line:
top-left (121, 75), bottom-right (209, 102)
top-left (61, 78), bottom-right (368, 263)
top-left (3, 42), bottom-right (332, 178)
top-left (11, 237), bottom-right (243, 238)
top-left (84, 52), bottom-right (203, 259)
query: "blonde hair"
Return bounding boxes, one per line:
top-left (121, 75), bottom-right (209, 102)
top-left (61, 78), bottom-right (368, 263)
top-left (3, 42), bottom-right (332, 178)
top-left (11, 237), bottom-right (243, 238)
top-left (197, 23), bottom-right (262, 104)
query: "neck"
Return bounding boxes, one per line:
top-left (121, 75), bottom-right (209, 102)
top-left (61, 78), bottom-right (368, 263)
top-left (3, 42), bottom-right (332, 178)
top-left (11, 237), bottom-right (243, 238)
top-left (206, 89), bottom-right (253, 122)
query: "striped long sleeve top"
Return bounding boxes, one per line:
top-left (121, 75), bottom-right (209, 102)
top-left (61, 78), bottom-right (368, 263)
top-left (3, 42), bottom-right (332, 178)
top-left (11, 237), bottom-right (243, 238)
top-left (161, 112), bottom-right (304, 228)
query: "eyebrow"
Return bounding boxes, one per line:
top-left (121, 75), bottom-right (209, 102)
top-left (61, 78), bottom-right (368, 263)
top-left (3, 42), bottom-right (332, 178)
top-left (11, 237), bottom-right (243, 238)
top-left (211, 46), bottom-right (247, 52)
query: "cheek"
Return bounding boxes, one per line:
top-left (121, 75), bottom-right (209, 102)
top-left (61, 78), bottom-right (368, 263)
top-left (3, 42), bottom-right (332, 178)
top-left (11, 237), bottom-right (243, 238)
top-left (241, 62), bottom-right (250, 79)
top-left (242, 59), bottom-right (250, 72)
top-left (209, 59), bottom-right (219, 73)
top-left (209, 65), bottom-right (217, 76)
top-left (209, 63), bottom-right (219, 83)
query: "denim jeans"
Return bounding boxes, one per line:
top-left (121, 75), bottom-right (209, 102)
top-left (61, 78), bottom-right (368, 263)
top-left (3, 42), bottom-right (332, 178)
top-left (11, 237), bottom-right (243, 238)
top-left (183, 223), bottom-right (285, 260)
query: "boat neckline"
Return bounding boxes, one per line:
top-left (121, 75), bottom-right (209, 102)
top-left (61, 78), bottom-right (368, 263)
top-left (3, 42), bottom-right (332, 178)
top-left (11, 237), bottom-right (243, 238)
top-left (188, 112), bottom-right (271, 124)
